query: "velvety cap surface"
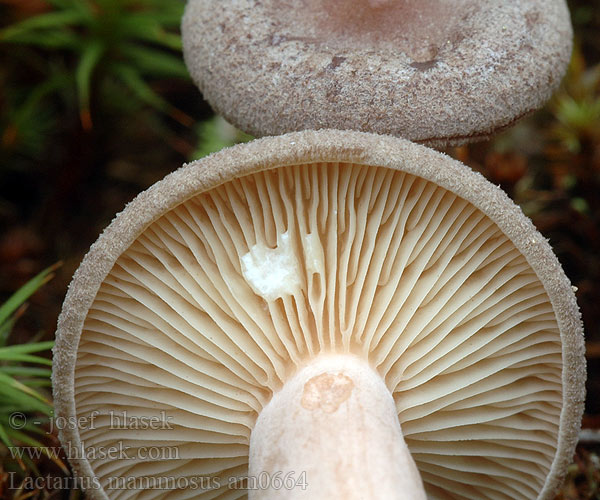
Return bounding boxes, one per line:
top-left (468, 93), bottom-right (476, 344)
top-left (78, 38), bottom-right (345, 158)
top-left (182, 0), bottom-right (572, 146)
top-left (53, 130), bottom-right (584, 499)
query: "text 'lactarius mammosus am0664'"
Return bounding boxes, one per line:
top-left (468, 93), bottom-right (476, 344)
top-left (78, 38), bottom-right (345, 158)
top-left (53, 130), bottom-right (585, 500)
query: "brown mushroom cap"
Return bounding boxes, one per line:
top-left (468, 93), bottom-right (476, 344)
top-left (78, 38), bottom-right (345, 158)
top-left (53, 130), bottom-right (584, 499)
top-left (182, 0), bottom-right (572, 146)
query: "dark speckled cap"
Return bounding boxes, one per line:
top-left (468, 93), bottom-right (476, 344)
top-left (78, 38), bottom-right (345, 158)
top-left (182, 0), bottom-right (572, 147)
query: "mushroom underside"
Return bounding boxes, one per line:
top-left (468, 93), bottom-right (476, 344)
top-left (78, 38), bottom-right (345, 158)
top-left (74, 161), bottom-right (563, 500)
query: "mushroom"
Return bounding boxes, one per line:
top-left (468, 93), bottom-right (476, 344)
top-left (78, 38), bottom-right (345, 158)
top-left (181, 0), bottom-right (573, 147)
top-left (53, 130), bottom-right (585, 499)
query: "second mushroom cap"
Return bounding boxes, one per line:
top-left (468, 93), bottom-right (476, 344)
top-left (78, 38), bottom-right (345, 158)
top-left (182, 0), bottom-right (573, 146)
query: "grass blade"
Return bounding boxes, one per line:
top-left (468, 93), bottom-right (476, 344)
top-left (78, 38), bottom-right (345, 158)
top-left (0, 372), bottom-right (52, 406)
top-left (113, 63), bottom-right (168, 110)
top-left (76, 39), bottom-right (105, 129)
top-left (0, 29), bottom-right (80, 49)
top-left (120, 43), bottom-right (189, 79)
top-left (0, 11), bottom-right (85, 42)
top-left (0, 264), bottom-right (60, 329)
top-left (0, 341), bottom-right (54, 356)
top-left (0, 367), bottom-right (53, 377)
top-left (0, 422), bottom-right (14, 448)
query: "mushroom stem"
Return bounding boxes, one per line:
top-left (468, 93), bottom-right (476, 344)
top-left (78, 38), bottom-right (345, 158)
top-left (248, 355), bottom-right (426, 499)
